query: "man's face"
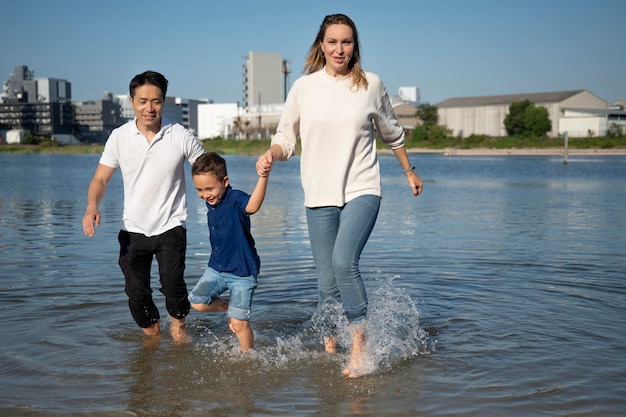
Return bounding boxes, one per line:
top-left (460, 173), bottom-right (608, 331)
top-left (130, 84), bottom-right (164, 131)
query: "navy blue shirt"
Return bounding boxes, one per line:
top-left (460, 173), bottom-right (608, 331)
top-left (206, 185), bottom-right (260, 277)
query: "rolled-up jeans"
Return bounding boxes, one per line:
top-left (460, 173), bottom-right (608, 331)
top-left (305, 194), bottom-right (380, 324)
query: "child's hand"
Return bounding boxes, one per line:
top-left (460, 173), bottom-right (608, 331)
top-left (256, 150), bottom-right (273, 178)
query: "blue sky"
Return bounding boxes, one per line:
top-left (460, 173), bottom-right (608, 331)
top-left (2, 0), bottom-right (625, 105)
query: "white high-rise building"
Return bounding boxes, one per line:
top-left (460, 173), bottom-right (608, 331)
top-left (398, 86), bottom-right (420, 105)
top-left (242, 51), bottom-right (284, 109)
top-left (197, 102), bottom-right (239, 140)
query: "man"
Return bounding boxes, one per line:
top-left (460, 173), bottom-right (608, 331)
top-left (82, 70), bottom-right (205, 343)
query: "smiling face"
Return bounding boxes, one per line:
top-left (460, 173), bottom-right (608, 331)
top-left (193, 172), bottom-right (228, 206)
top-left (320, 23), bottom-right (354, 77)
top-left (130, 84), bottom-right (164, 133)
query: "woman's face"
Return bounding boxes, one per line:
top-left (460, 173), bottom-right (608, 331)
top-left (320, 23), bottom-right (354, 77)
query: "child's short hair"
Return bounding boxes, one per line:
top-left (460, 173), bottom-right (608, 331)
top-left (192, 152), bottom-right (227, 180)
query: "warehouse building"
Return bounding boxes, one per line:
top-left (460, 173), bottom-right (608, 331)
top-left (436, 90), bottom-right (620, 138)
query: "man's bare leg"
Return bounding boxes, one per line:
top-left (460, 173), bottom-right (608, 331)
top-left (170, 317), bottom-right (192, 344)
top-left (343, 324), bottom-right (367, 378)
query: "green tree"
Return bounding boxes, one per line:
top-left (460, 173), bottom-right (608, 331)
top-left (415, 103), bottom-right (439, 126)
top-left (504, 99), bottom-right (531, 136)
top-left (607, 122), bottom-right (624, 138)
top-left (524, 105), bottom-right (551, 137)
top-left (503, 99), bottom-right (551, 137)
top-left (409, 123), bottom-right (453, 147)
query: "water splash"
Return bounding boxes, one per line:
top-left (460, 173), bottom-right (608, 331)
top-left (189, 274), bottom-right (433, 377)
top-left (310, 273), bottom-right (434, 375)
top-left (364, 274), bottom-right (434, 372)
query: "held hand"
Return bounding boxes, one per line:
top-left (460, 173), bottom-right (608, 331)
top-left (256, 150), bottom-right (273, 178)
top-left (82, 206), bottom-right (101, 237)
top-left (407, 171), bottom-right (423, 196)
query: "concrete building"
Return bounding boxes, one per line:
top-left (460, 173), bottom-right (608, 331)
top-left (113, 94), bottom-right (136, 121)
top-left (390, 95), bottom-right (420, 137)
top-left (390, 87), bottom-right (421, 137)
top-left (242, 51), bottom-right (284, 109)
top-left (437, 90), bottom-right (610, 138)
top-left (197, 103), bottom-right (239, 140)
top-left (74, 92), bottom-right (122, 143)
top-left (197, 50), bottom-right (288, 140)
top-left (398, 86), bottom-right (420, 107)
top-left (2, 65), bottom-right (71, 103)
top-left (113, 94), bottom-right (207, 135)
top-left (0, 65), bottom-right (78, 143)
top-left (197, 101), bottom-right (284, 140)
top-left (559, 107), bottom-right (626, 137)
top-left (611, 99), bottom-right (626, 110)
top-left (0, 100), bottom-right (77, 142)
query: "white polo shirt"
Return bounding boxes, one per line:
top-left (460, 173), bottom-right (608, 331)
top-left (100, 117), bottom-right (205, 236)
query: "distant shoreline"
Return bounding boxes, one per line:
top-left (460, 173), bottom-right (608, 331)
top-left (2, 143), bottom-right (626, 157)
top-left (402, 147), bottom-right (626, 156)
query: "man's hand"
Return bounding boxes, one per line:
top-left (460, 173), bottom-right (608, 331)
top-left (82, 205), bottom-right (101, 237)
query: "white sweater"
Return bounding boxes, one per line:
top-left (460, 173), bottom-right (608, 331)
top-left (271, 68), bottom-right (405, 207)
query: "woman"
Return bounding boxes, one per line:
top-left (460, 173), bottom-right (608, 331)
top-left (256, 13), bottom-right (423, 377)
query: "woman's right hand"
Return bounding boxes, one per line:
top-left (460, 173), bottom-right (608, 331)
top-left (256, 149), bottom-right (273, 177)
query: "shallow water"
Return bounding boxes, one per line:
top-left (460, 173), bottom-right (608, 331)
top-left (1, 153), bottom-right (625, 416)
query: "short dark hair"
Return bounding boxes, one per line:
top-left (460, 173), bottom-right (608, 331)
top-left (129, 70), bottom-right (168, 100)
top-left (191, 152), bottom-right (227, 180)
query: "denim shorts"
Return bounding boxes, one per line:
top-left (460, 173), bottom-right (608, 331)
top-left (188, 267), bottom-right (257, 321)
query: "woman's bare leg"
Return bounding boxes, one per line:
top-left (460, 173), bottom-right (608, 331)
top-left (324, 336), bottom-right (337, 353)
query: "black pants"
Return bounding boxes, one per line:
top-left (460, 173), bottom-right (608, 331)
top-left (118, 226), bottom-right (190, 328)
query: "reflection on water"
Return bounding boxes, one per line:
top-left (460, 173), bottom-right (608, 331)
top-left (1, 153), bottom-right (625, 416)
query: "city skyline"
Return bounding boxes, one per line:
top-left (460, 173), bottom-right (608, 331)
top-left (2, 0), bottom-right (625, 105)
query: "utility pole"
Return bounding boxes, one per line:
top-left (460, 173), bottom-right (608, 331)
top-left (282, 59), bottom-right (290, 102)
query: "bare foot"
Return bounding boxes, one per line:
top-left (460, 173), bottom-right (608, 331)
top-left (324, 336), bottom-right (337, 353)
top-left (170, 318), bottom-right (192, 344)
top-left (142, 322), bottom-right (160, 336)
top-left (342, 327), bottom-right (368, 378)
top-left (142, 332), bottom-right (163, 349)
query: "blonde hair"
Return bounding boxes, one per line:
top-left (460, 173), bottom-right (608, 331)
top-left (303, 14), bottom-right (368, 90)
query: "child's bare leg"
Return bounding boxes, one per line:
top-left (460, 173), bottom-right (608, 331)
top-left (229, 318), bottom-right (253, 353)
top-left (324, 336), bottom-right (337, 353)
top-left (169, 317), bottom-right (192, 344)
top-left (343, 324), bottom-right (367, 378)
top-left (190, 297), bottom-right (229, 312)
top-left (142, 322), bottom-right (160, 336)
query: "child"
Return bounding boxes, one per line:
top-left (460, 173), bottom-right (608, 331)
top-left (188, 152), bottom-right (270, 352)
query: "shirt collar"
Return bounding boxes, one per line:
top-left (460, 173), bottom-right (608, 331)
top-left (130, 116), bottom-right (173, 136)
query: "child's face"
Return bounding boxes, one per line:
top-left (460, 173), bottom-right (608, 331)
top-left (193, 173), bottom-right (228, 206)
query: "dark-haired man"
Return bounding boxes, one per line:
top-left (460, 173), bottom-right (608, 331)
top-left (82, 70), bottom-right (204, 343)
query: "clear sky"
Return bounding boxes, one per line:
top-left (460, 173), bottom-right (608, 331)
top-left (2, 0), bottom-right (625, 105)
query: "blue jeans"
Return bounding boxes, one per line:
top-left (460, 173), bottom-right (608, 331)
top-left (188, 267), bottom-right (257, 321)
top-left (306, 194), bottom-right (381, 324)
